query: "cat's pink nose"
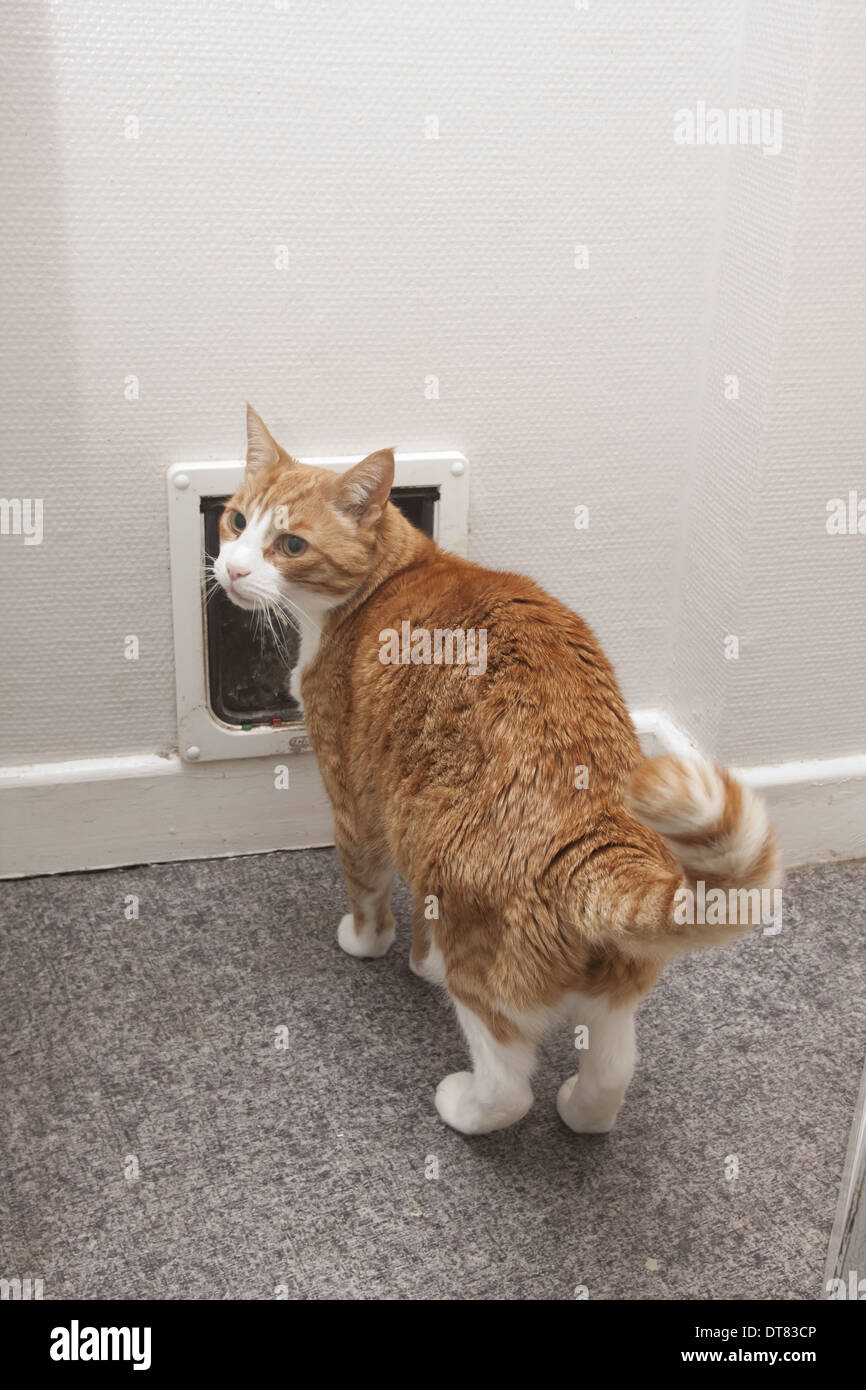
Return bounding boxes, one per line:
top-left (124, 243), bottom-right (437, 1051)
top-left (227, 560), bottom-right (251, 580)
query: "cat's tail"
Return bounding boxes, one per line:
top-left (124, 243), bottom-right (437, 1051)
top-left (597, 755), bottom-right (781, 958)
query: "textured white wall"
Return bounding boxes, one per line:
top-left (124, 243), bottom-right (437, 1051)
top-left (670, 0), bottom-right (866, 766)
top-left (1, 0), bottom-right (862, 791)
top-left (1, 0), bottom-right (745, 766)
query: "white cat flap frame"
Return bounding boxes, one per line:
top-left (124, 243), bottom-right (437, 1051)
top-left (166, 453), bottom-right (470, 763)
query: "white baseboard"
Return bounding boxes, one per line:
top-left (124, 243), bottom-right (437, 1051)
top-left (0, 750), bottom-right (335, 878)
top-left (1, 709), bottom-right (864, 878)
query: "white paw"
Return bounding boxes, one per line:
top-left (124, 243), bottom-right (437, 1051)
top-left (409, 943), bottom-right (446, 984)
top-left (435, 1071), bottom-right (532, 1135)
top-left (556, 1073), bottom-right (617, 1134)
top-left (336, 912), bottom-right (395, 959)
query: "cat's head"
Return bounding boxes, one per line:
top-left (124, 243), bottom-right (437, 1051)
top-left (213, 406), bottom-right (395, 622)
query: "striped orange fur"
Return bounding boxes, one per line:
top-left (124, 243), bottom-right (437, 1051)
top-left (215, 408), bottom-right (782, 1136)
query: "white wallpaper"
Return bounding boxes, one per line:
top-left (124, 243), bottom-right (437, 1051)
top-left (671, 0), bottom-right (866, 766)
top-left (2, 1), bottom-right (861, 777)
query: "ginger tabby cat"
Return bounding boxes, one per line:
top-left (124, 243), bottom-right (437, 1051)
top-left (214, 407), bottom-right (781, 1136)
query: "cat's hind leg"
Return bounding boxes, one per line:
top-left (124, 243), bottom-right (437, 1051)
top-left (435, 998), bottom-right (536, 1135)
top-left (556, 992), bottom-right (637, 1134)
top-left (408, 905), bottom-right (447, 983)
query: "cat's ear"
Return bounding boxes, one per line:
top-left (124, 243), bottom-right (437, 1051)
top-left (245, 404), bottom-right (281, 474)
top-left (334, 449), bottom-right (395, 527)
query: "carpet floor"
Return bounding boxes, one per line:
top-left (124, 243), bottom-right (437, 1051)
top-left (1, 851), bottom-right (864, 1301)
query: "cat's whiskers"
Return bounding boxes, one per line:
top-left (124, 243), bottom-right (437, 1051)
top-left (273, 591), bottom-right (344, 662)
top-left (201, 557), bottom-right (226, 610)
top-left (263, 602), bottom-right (294, 669)
top-left (252, 583), bottom-right (329, 647)
top-left (240, 581), bottom-right (299, 667)
top-left (272, 592), bottom-right (317, 636)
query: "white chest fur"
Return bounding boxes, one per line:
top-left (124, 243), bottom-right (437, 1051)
top-left (288, 590), bottom-right (338, 705)
top-left (291, 616), bottom-right (323, 704)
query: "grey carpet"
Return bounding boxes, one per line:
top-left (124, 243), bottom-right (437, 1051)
top-left (1, 852), bottom-right (864, 1301)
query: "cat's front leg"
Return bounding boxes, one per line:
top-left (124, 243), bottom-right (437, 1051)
top-left (334, 832), bottom-right (396, 959)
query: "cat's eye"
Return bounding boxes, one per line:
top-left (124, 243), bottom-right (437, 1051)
top-left (277, 533), bottom-right (308, 557)
top-left (230, 511), bottom-right (246, 532)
